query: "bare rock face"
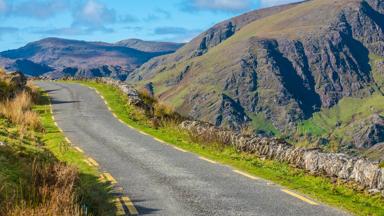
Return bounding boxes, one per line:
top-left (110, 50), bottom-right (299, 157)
top-left (180, 120), bottom-right (384, 196)
top-left (130, 2), bottom-right (302, 81)
top-left (214, 94), bottom-right (250, 130)
top-left (351, 114), bottom-right (384, 148)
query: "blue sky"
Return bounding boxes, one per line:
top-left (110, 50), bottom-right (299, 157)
top-left (0, 0), bottom-right (300, 51)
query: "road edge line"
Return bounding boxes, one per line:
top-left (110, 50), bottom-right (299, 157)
top-left (281, 189), bottom-right (319, 206)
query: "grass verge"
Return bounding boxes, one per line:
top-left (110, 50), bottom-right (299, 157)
top-left (73, 80), bottom-right (384, 216)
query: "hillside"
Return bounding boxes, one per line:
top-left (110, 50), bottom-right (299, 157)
top-left (116, 38), bottom-right (184, 53)
top-left (0, 38), bottom-right (182, 80)
top-left (128, 0), bottom-right (384, 157)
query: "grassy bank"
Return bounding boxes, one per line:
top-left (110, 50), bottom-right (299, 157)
top-left (0, 81), bottom-right (115, 215)
top-left (73, 80), bottom-right (384, 216)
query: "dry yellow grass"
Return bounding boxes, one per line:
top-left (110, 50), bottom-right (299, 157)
top-left (0, 91), bottom-right (42, 131)
top-left (154, 102), bottom-right (175, 118)
top-left (1, 162), bottom-right (82, 216)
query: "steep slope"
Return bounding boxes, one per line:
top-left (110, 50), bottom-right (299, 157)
top-left (129, 0), bottom-right (384, 153)
top-left (116, 39), bottom-right (184, 53)
top-left (130, 2), bottom-right (303, 80)
top-left (0, 38), bottom-right (178, 80)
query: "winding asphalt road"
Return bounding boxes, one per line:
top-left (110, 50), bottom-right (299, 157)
top-left (37, 81), bottom-right (348, 216)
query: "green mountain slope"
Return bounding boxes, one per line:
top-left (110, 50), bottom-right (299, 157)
top-left (128, 0), bottom-right (384, 157)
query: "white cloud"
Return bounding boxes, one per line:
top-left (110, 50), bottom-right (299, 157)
top-left (73, 0), bottom-right (116, 27)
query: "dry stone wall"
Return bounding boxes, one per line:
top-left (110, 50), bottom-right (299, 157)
top-left (180, 121), bottom-right (384, 196)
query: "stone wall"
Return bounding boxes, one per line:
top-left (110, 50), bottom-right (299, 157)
top-left (180, 121), bottom-right (384, 197)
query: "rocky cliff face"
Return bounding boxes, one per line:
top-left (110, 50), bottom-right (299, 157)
top-left (131, 2), bottom-right (301, 81)
top-left (129, 0), bottom-right (384, 138)
top-left (0, 38), bottom-right (182, 80)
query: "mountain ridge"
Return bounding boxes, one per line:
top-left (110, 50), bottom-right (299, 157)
top-left (0, 37), bottom-right (184, 80)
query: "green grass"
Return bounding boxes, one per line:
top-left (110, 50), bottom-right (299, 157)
top-left (248, 112), bottom-right (280, 136)
top-left (74, 80), bottom-right (384, 216)
top-left (370, 54), bottom-right (384, 91)
top-left (0, 118), bottom-right (45, 197)
top-left (298, 93), bottom-right (384, 136)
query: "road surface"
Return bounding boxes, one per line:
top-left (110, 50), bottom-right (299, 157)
top-left (37, 81), bottom-right (348, 216)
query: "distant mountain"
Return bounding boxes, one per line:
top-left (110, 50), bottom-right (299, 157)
top-left (0, 37), bottom-right (183, 80)
top-left (116, 39), bottom-right (184, 53)
top-left (128, 0), bottom-right (384, 157)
